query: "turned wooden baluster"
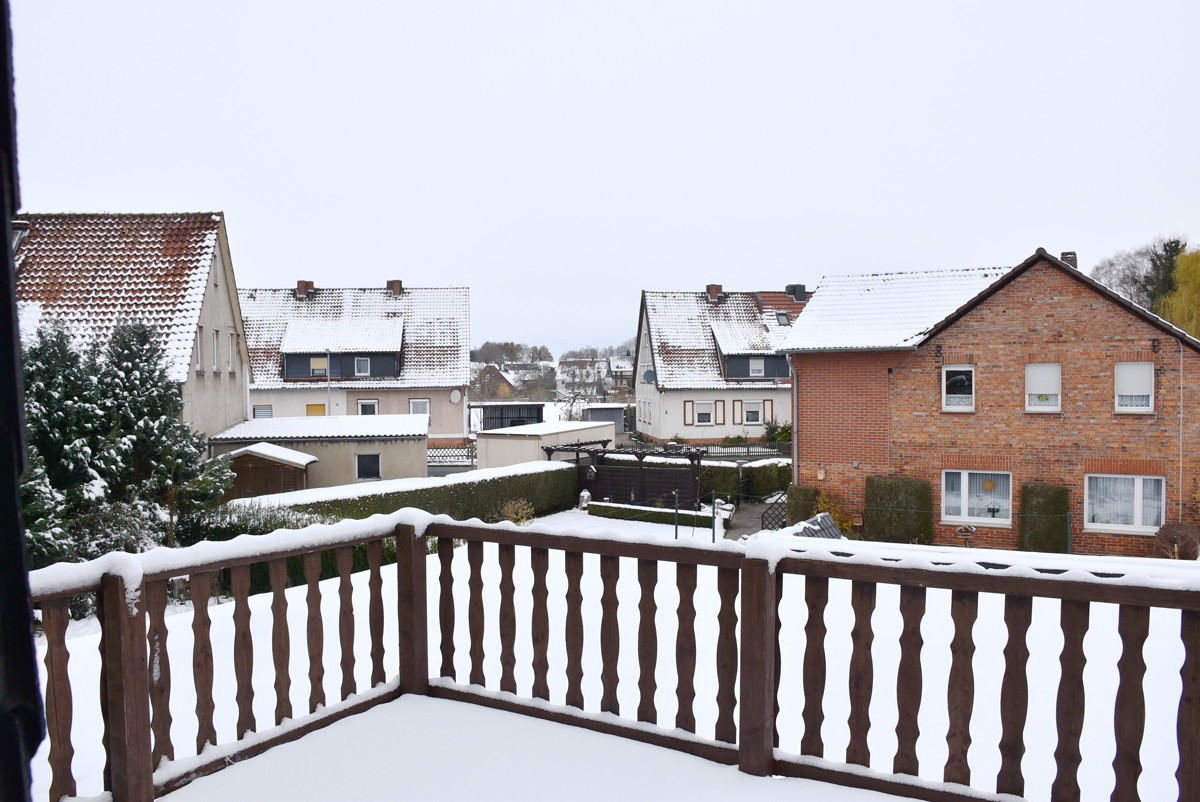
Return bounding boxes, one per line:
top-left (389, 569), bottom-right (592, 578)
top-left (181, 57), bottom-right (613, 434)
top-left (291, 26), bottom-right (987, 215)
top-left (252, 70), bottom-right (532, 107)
top-left (715, 566), bottom-right (739, 744)
top-left (530, 547), bottom-right (550, 700)
top-left (894, 584), bottom-right (925, 776)
top-left (996, 594), bottom-right (1031, 796)
top-left (468, 541), bottom-right (486, 686)
top-left (637, 558), bottom-right (658, 724)
top-left (801, 576), bottom-right (829, 758)
top-left (498, 543), bottom-right (517, 693)
top-left (303, 552), bottom-right (326, 714)
top-left (42, 597), bottom-right (76, 801)
top-left (565, 551), bottom-right (585, 709)
top-left (368, 540), bottom-right (386, 687)
top-left (1052, 599), bottom-right (1089, 802)
top-left (190, 571), bottom-right (217, 752)
top-left (675, 563), bottom-right (698, 733)
top-left (269, 559), bottom-right (292, 725)
top-left (231, 564), bottom-right (256, 738)
top-left (1112, 604), bottom-right (1149, 801)
top-left (944, 589), bottom-right (977, 786)
top-left (600, 555), bottom-right (620, 715)
top-left (438, 536), bottom-right (456, 680)
top-left (145, 579), bottom-right (174, 768)
top-left (846, 580), bottom-right (876, 768)
top-left (336, 546), bottom-right (356, 700)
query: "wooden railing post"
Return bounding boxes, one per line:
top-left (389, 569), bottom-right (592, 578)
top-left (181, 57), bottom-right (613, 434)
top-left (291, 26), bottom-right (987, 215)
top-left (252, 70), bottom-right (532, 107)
top-left (738, 556), bottom-right (777, 776)
top-left (397, 524), bottom-right (429, 695)
top-left (99, 571), bottom-right (154, 802)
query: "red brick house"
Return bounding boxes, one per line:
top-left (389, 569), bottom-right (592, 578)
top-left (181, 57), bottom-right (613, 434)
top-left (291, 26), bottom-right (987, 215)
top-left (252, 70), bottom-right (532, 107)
top-left (780, 249), bottom-right (1200, 557)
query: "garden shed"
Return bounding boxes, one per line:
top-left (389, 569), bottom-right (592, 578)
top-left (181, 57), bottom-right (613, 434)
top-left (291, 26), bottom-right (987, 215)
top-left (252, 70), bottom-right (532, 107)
top-left (221, 442), bottom-right (318, 500)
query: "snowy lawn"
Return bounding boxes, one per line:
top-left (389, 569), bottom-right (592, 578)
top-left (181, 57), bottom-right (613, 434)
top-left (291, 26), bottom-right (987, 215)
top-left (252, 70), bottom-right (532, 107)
top-left (30, 509), bottom-right (1195, 801)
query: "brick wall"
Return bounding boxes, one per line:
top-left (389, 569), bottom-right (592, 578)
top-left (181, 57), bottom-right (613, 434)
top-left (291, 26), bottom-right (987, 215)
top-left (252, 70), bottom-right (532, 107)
top-left (791, 259), bottom-right (1200, 557)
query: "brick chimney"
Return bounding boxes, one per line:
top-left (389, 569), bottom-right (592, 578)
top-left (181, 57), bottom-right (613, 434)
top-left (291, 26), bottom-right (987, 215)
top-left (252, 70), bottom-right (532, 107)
top-left (706, 283), bottom-right (723, 301)
top-left (386, 279), bottom-right (404, 296)
top-left (295, 280), bottom-right (315, 299)
top-left (1060, 252), bottom-right (1078, 270)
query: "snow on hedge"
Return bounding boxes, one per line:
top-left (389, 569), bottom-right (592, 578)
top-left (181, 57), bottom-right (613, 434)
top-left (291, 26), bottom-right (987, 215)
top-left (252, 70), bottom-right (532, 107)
top-left (228, 460), bottom-right (575, 509)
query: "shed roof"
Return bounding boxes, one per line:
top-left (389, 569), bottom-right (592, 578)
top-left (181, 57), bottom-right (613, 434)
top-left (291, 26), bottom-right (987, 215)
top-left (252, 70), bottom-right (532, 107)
top-left (224, 442), bottom-right (319, 468)
top-left (211, 414), bottom-right (428, 442)
top-left (238, 286), bottom-right (469, 389)
top-left (14, 212), bottom-right (226, 383)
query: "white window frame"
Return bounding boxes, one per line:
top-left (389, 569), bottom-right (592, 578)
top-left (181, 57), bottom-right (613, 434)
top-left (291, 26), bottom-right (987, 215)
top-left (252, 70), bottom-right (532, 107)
top-left (941, 469), bottom-right (1012, 526)
top-left (409, 398), bottom-right (431, 417)
top-left (695, 401), bottom-right (714, 425)
top-left (355, 453), bottom-right (382, 481)
top-left (355, 357), bottom-right (371, 377)
top-left (744, 400), bottom-right (763, 424)
top-left (252, 405), bottom-right (273, 419)
top-left (1115, 361), bottom-right (1154, 413)
top-left (941, 365), bottom-right (975, 412)
top-left (1084, 474), bottom-right (1165, 534)
top-left (195, 327), bottom-right (203, 370)
top-left (748, 358), bottom-right (765, 377)
top-left (212, 329), bottom-right (220, 372)
top-left (227, 332), bottom-right (235, 372)
top-left (1025, 362), bottom-right (1061, 413)
top-left (357, 399), bottom-right (379, 415)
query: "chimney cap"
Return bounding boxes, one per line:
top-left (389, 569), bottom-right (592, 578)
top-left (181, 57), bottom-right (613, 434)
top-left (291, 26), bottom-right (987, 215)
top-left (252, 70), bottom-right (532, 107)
top-left (1060, 251), bottom-right (1079, 269)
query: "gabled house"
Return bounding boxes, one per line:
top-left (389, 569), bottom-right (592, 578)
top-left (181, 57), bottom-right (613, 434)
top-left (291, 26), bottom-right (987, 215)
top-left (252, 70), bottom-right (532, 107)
top-left (13, 212), bottom-right (251, 436)
top-left (238, 281), bottom-right (470, 446)
top-left (779, 248), bottom-right (1200, 557)
top-left (634, 284), bottom-right (806, 444)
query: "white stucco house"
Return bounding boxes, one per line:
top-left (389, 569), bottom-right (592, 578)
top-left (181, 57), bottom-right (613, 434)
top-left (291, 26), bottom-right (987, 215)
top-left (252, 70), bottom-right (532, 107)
top-left (14, 212), bottom-right (251, 436)
top-left (633, 283), bottom-right (806, 444)
top-left (237, 281), bottom-right (470, 447)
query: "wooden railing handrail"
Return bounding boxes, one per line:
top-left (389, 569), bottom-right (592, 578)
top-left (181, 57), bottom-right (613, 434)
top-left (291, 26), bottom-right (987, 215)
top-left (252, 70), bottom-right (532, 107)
top-left (29, 527), bottom-right (402, 602)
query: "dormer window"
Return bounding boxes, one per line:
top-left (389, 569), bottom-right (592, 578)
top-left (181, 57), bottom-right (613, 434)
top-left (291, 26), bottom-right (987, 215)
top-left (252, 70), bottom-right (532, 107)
top-left (749, 358), bottom-right (765, 377)
top-left (355, 357), bottom-right (371, 376)
top-left (310, 357), bottom-right (328, 377)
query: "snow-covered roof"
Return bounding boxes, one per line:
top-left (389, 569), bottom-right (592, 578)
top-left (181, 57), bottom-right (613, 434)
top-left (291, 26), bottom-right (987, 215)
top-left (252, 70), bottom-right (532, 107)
top-left (13, 212), bottom-right (226, 383)
top-left (779, 266), bottom-right (1008, 352)
top-left (641, 289), bottom-right (798, 390)
top-left (279, 319), bottom-right (404, 354)
top-left (480, 420), bottom-right (612, 437)
top-left (238, 286), bottom-right (469, 390)
top-left (223, 442), bottom-right (319, 468)
top-left (211, 414), bottom-right (428, 442)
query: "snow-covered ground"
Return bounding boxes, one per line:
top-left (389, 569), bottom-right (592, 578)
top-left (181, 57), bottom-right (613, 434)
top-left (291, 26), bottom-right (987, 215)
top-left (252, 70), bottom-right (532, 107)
top-left (29, 509), bottom-right (1194, 801)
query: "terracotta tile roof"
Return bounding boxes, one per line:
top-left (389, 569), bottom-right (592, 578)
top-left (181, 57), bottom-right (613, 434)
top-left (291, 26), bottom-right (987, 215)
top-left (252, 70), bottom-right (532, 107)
top-left (756, 291), bottom-right (806, 321)
top-left (641, 289), bottom-right (795, 390)
top-left (14, 212), bottom-right (224, 383)
top-left (238, 286), bottom-right (470, 390)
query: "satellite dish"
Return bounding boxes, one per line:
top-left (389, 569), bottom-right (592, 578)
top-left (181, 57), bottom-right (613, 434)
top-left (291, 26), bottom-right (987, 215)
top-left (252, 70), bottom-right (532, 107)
top-left (643, 369), bottom-right (656, 383)
top-left (450, 389), bottom-right (462, 404)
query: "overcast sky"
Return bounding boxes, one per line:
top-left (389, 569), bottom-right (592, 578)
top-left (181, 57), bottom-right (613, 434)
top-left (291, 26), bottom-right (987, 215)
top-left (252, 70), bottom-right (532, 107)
top-left (11, 1), bottom-right (1199, 357)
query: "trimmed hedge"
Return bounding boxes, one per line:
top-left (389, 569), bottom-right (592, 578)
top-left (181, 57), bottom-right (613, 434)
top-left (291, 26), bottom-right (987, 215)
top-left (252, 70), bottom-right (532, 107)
top-left (1019, 484), bottom-right (1070, 553)
top-left (597, 458), bottom-right (790, 502)
top-left (288, 465), bottom-right (579, 521)
top-left (863, 475), bottom-right (933, 544)
top-left (787, 485), bottom-right (819, 525)
top-left (587, 501), bottom-right (715, 528)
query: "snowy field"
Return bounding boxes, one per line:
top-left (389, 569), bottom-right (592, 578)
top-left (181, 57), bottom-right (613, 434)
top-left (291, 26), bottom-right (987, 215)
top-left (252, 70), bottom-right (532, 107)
top-left (30, 509), bottom-right (1195, 801)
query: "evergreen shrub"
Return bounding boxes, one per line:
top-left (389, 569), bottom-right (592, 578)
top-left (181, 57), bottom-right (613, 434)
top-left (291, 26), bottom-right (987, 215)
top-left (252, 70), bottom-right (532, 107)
top-left (587, 502), bottom-right (714, 528)
top-left (863, 475), bottom-right (933, 544)
top-left (787, 485), bottom-right (819, 525)
top-left (1018, 484), bottom-right (1070, 553)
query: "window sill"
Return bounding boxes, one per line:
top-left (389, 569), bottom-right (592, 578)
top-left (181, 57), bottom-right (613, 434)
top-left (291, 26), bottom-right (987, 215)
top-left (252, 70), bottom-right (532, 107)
top-left (1082, 526), bottom-right (1155, 537)
top-left (940, 408), bottom-right (975, 414)
top-left (940, 519), bottom-right (1012, 529)
top-left (1024, 409), bottom-right (1061, 414)
top-left (1113, 409), bottom-right (1154, 415)
top-left (355, 477), bottom-right (381, 483)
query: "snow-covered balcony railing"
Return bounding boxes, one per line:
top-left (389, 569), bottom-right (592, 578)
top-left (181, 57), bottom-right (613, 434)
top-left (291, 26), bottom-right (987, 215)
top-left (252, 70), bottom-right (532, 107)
top-left (29, 511), bottom-right (1200, 802)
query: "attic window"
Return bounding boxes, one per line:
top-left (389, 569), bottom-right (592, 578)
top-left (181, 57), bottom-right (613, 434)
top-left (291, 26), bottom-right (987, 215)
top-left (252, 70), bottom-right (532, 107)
top-left (310, 357), bottom-right (328, 377)
top-left (749, 358), bottom-right (765, 377)
top-left (355, 357), bottom-right (371, 376)
top-left (776, 311), bottom-right (790, 326)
